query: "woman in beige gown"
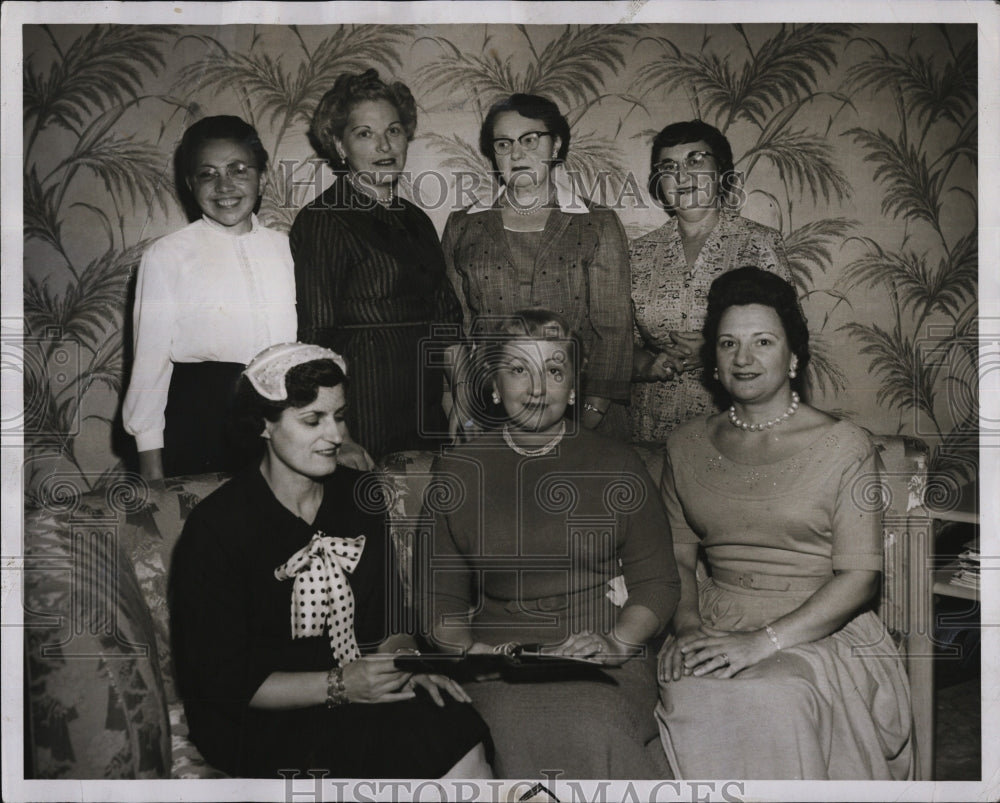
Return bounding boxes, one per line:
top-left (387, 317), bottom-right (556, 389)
top-left (656, 267), bottom-right (912, 780)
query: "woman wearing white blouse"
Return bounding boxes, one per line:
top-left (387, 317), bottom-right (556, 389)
top-left (124, 116), bottom-right (297, 479)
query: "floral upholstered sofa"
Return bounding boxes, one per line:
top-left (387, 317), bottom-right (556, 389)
top-left (22, 435), bottom-right (930, 779)
top-left (21, 456), bottom-right (443, 780)
top-left (23, 473), bottom-right (230, 779)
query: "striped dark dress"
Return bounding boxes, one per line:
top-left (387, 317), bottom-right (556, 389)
top-left (291, 180), bottom-right (462, 459)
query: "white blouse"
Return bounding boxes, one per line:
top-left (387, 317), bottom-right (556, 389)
top-left (123, 215), bottom-right (297, 452)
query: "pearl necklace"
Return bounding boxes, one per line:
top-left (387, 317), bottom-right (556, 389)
top-left (502, 421), bottom-right (566, 456)
top-left (503, 188), bottom-right (548, 216)
top-left (728, 392), bottom-right (800, 432)
top-left (350, 174), bottom-right (394, 208)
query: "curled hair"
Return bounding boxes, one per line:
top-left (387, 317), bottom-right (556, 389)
top-left (480, 309), bottom-right (580, 374)
top-left (308, 68), bottom-right (417, 173)
top-left (232, 359), bottom-right (348, 452)
top-left (701, 267), bottom-right (810, 398)
top-left (479, 94), bottom-right (571, 177)
top-left (461, 310), bottom-right (581, 431)
top-left (647, 119), bottom-right (740, 213)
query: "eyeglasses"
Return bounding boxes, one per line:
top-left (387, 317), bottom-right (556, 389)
top-left (192, 161), bottom-right (259, 185)
top-left (653, 151), bottom-right (715, 177)
top-left (491, 131), bottom-right (552, 156)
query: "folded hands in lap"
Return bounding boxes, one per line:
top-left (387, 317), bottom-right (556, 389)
top-left (343, 655), bottom-right (470, 706)
top-left (659, 624), bottom-right (774, 682)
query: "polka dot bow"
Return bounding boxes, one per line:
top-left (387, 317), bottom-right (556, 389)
top-left (274, 531), bottom-right (366, 665)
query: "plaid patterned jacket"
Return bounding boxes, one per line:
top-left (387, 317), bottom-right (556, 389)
top-left (441, 201), bottom-right (632, 402)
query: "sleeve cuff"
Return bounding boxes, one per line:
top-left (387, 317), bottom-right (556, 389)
top-left (671, 526), bottom-right (700, 545)
top-left (622, 591), bottom-right (671, 625)
top-left (832, 553), bottom-right (883, 572)
top-left (583, 378), bottom-right (631, 402)
top-left (134, 431), bottom-right (164, 452)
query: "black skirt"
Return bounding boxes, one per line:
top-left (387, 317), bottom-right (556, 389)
top-left (233, 690), bottom-right (491, 778)
top-left (163, 361), bottom-right (245, 477)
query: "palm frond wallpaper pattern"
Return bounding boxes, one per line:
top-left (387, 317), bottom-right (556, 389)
top-left (21, 23), bottom-right (978, 496)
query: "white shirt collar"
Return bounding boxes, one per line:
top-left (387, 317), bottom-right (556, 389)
top-left (200, 212), bottom-right (260, 235)
top-left (466, 164), bottom-right (590, 215)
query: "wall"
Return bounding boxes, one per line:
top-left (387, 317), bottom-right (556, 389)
top-left (21, 22), bottom-right (978, 498)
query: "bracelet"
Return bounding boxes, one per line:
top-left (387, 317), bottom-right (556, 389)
top-left (582, 402), bottom-right (607, 416)
top-left (764, 624), bottom-right (782, 651)
top-left (325, 665), bottom-right (348, 708)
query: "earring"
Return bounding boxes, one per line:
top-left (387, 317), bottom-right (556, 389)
top-left (568, 391), bottom-right (576, 405)
top-left (789, 361), bottom-right (798, 379)
top-left (491, 391), bottom-right (501, 405)
top-left (713, 368), bottom-right (719, 380)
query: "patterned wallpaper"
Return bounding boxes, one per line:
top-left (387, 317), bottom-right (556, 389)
top-left (21, 22), bottom-right (978, 499)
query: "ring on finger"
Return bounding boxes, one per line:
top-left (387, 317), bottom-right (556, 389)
top-left (720, 652), bottom-right (729, 665)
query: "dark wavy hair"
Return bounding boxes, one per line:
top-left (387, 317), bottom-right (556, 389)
top-left (647, 119), bottom-right (740, 213)
top-left (479, 94), bottom-right (571, 176)
top-left (308, 68), bottom-right (417, 173)
top-left (177, 115), bottom-right (269, 177)
top-left (232, 359), bottom-right (348, 453)
top-left (701, 267), bottom-right (810, 398)
top-left (174, 115), bottom-right (269, 221)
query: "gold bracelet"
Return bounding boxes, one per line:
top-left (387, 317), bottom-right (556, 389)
top-left (325, 666), bottom-right (347, 708)
top-left (764, 624), bottom-right (782, 651)
top-left (582, 402), bottom-right (607, 416)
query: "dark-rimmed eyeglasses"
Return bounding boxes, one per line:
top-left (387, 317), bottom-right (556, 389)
top-left (192, 161), bottom-right (259, 185)
top-left (653, 151), bottom-right (715, 177)
top-left (492, 131), bottom-right (553, 156)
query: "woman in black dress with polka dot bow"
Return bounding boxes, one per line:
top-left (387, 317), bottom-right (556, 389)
top-left (169, 343), bottom-right (490, 778)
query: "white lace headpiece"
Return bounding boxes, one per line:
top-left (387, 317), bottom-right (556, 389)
top-left (244, 342), bottom-right (348, 401)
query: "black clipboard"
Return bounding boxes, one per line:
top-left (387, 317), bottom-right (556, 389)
top-left (394, 644), bottom-right (615, 682)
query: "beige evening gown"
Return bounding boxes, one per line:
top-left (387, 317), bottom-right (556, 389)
top-left (656, 418), bottom-right (913, 780)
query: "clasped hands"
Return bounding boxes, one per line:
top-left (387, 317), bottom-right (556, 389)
top-left (342, 653), bottom-right (470, 707)
top-left (658, 623), bottom-right (776, 682)
top-left (647, 331), bottom-right (703, 382)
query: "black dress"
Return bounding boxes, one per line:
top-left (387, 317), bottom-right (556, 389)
top-left (168, 464), bottom-right (489, 778)
top-left (291, 181), bottom-right (463, 460)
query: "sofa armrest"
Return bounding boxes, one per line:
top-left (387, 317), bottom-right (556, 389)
top-left (23, 506), bottom-right (171, 779)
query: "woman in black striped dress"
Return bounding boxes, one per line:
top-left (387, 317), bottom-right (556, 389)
top-left (292, 69), bottom-right (462, 460)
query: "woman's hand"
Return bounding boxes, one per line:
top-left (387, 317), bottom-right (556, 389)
top-left (548, 631), bottom-right (630, 666)
top-left (668, 331), bottom-right (704, 372)
top-left (658, 624), bottom-right (706, 682)
top-left (337, 438), bottom-right (376, 472)
top-left (679, 625), bottom-right (775, 679)
top-left (409, 673), bottom-right (472, 706)
top-left (342, 655), bottom-right (415, 703)
top-left (648, 350), bottom-right (687, 381)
